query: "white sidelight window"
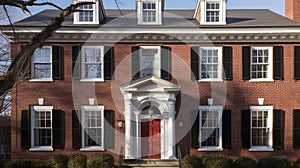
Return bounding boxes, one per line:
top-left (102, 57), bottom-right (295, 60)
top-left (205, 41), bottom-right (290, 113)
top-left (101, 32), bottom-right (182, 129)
top-left (250, 47), bottom-right (273, 81)
top-left (199, 47), bottom-right (223, 81)
top-left (30, 106), bottom-right (53, 151)
top-left (81, 46), bottom-right (104, 81)
top-left (250, 106), bottom-right (273, 151)
top-left (81, 105), bottom-right (104, 151)
top-left (31, 46), bottom-right (52, 81)
top-left (198, 106), bottom-right (223, 151)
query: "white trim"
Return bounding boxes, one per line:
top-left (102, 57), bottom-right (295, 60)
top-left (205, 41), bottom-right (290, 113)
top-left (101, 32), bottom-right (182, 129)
top-left (73, 0), bottom-right (99, 24)
top-left (80, 105), bottom-right (104, 150)
top-left (6, 27), bottom-right (300, 34)
top-left (249, 106), bottom-right (273, 151)
top-left (137, 0), bottom-right (162, 25)
top-left (250, 46), bottom-right (273, 81)
top-left (200, 0), bottom-right (226, 25)
top-left (31, 46), bottom-right (53, 81)
top-left (30, 106), bottom-right (53, 151)
top-left (198, 47), bottom-right (223, 82)
top-left (198, 147), bottom-right (224, 151)
top-left (29, 147), bottom-right (53, 151)
top-left (139, 46), bottom-right (161, 78)
top-left (198, 105), bottom-right (223, 151)
top-left (249, 147), bottom-right (274, 152)
top-left (81, 46), bottom-right (104, 81)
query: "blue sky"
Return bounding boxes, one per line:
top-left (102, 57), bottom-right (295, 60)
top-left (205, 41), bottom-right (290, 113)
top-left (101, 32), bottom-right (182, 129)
top-left (27, 0), bottom-right (285, 15)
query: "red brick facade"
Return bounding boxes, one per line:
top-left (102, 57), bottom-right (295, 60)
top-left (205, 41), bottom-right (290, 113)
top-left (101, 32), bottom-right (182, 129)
top-left (9, 41), bottom-right (300, 161)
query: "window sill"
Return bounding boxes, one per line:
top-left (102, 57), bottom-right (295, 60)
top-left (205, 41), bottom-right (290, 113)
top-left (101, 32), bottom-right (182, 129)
top-left (80, 79), bottom-right (104, 82)
top-left (29, 79), bottom-right (53, 82)
top-left (73, 21), bottom-right (99, 25)
top-left (249, 147), bottom-right (274, 152)
top-left (137, 22), bottom-right (162, 26)
top-left (198, 79), bottom-right (224, 82)
top-left (200, 22), bottom-right (226, 26)
top-left (198, 147), bottom-right (223, 152)
top-left (29, 147), bottom-right (53, 152)
top-left (249, 79), bottom-right (274, 83)
top-left (80, 147), bottom-right (104, 151)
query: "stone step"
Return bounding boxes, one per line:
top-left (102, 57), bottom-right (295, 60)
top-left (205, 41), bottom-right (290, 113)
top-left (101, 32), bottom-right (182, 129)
top-left (122, 159), bottom-right (179, 168)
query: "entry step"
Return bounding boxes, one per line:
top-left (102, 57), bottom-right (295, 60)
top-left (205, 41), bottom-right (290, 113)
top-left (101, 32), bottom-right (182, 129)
top-left (121, 159), bottom-right (179, 168)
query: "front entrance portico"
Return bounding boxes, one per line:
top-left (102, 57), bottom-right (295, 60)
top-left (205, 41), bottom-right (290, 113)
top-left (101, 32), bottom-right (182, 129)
top-left (120, 76), bottom-right (181, 159)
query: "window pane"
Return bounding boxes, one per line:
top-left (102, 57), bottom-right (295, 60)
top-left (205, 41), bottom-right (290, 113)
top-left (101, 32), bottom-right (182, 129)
top-left (200, 48), bottom-right (220, 79)
top-left (84, 109), bottom-right (102, 147)
top-left (251, 110), bottom-right (269, 147)
top-left (32, 47), bottom-right (51, 79)
top-left (34, 110), bottom-right (52, 147)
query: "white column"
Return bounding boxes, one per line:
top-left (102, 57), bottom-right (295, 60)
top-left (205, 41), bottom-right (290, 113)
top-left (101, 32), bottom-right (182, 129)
top-left (133, 111), bottom-right (141, 159)
top-left (125, 95), bottom-right (134, 159)
top-left (167, 100), bottom-right (176, 159)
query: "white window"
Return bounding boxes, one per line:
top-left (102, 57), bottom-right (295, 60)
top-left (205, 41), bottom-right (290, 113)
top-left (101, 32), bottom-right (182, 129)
top-left (81, 46), bottom-right (104, 81)
top-left (200, 0), bottom-right (226, 25)
top-left (250, 106), bottom-right (273, 151)
top-left (81, 105), bottom-right (104, 151)
top-left (199, 47), bottom-right (223, 82)
top-left (198, 106), bottom-right (223, 151)
top-left (73, 0), bottom-right (99, 24)
top-left (137, 0), bottom-right (162, 25)
top-left (140, 46), bottom-right (161, 78)
top-left (30, 106), bottom-right (53, 151)
top-left (31, 46), bottom-right (52, 81)
top-left (250, 47), bottom-right (273, 82)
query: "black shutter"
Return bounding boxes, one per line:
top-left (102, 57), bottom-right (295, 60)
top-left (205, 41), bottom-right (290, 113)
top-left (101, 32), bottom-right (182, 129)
top-left (273, 110), bottom-right (284, 149)
top-left (242, 46), bottom-right (251, 80)
top-left (191, 47), bottom-right (199, 80)
top-left (21, 110), bottom-right (30, 149)
top-left (190, 110), bottom-right (199, 148)
top-left (52, 110), bottom-right (64, 149)
top-left (293, 110), bottom-right (300, 148)
top-left (72, 110), bottom-right (81, 149)
top-left (52, 46), bottom-right (64, 80)
top-left (161, 46), bottom-right (172, 80)
top-left (223, 47), bottom-right (233, 80)
top-left (273, 46), bottom-right (283, 80)
top-left (72, 46), bottom-right (81, 80)
top-left (294, 46), bottom-right (300, 80)
top-left (132, 46), bottom-right (140, 80)
top-left (104, 110), bottom-right (115, 149)
top-left (104, 46), bottom-right (114, 80)
top-left (222, 110), bottom-right (231, 149)
top-left (241, 110), bottom-right (251, 148)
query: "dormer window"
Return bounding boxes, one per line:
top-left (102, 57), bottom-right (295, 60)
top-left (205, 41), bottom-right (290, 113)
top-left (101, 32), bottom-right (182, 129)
top-left (73, 0), bottom-right (99, 24)
top-left (197, 0), bottom-right (226, 25)
top-left (137, 0), bottom-right (162, 25)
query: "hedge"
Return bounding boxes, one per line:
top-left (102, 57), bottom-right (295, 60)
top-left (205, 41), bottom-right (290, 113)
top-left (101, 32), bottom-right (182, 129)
top-left (232, 157), bottom-right (256, 168)
top-left (182, 155), bottom-right (202, 168)
top-left (257, 157), bottom-right (291, 168)
top-left (200, 155), bottom-right (231, 168)
top-left (67, 153), bottom-right (87, 168)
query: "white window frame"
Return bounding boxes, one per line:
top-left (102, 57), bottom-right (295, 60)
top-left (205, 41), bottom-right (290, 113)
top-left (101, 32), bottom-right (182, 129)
top-left (139, 46), bottom-right (161, 78)
top-left (29, 106), bottom-right (53, 151)
top-left (199, 47), bottom-right (223, 82)
top-left (80, 46), bottom-right (104, 82)
top-left (198, 105), bottom-right (223, 151)
top-left (249, 106), bottom-right (274, 152)
top-left (249, 47), bottom-right (274, 82)
top-left (200, 0), bottom-right (226, 25)
top-left (30, 46), bottom-right (53, 82)
top-left (73, 0), bottom-right (99, 24)
top-left (137, 0), bottom-right (162, 25)
top-left (80, 105), bottom-right (104, 151)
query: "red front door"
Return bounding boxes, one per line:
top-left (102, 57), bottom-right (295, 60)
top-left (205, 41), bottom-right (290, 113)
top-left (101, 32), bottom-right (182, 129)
top-left (141, 119), bottom-right (161, 158)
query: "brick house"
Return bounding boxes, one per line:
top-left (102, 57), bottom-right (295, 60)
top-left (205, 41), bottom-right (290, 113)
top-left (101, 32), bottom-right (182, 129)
top-left (2, 0), bottom-right (300, 162)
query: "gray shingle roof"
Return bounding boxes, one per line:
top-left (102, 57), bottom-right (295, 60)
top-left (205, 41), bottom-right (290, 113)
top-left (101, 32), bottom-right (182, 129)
top-left (8, 9), bottom-right (300, 28)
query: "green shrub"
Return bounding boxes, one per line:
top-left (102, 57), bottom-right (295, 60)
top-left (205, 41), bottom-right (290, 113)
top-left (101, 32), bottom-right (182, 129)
top-left (4, 160), bottom-right (51, 168)
top-left (87, 153), bottom-right (114, 168)
top-left (201, 155), bottom-right (231, 168)
top-left (257, 157), bottom-right (291, 168)
top-left (182, 155), bottom-right (202, 168)
top-left (232, 157), bottom-right (256, 168)
top-left (68, 153), bottom-right (87, 168)
top-left (294, 159), bottom-right (300, 168)
top-left (51, 154), bottom-right (68, 168)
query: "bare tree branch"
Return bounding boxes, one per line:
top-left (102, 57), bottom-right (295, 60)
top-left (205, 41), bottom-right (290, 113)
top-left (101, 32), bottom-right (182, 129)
top-left (114, 0), bottom-right (123, 15)
top-left (3, 5), bottom-right (17, 39)
top-left (0, 1), bottom-right (94, 98)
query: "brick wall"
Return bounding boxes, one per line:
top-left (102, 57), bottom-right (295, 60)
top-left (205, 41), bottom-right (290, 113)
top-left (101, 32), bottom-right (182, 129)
top-left (286, 0), bottom-right (300, 23)
top-left (10, 42), bottom-right (300, 161)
